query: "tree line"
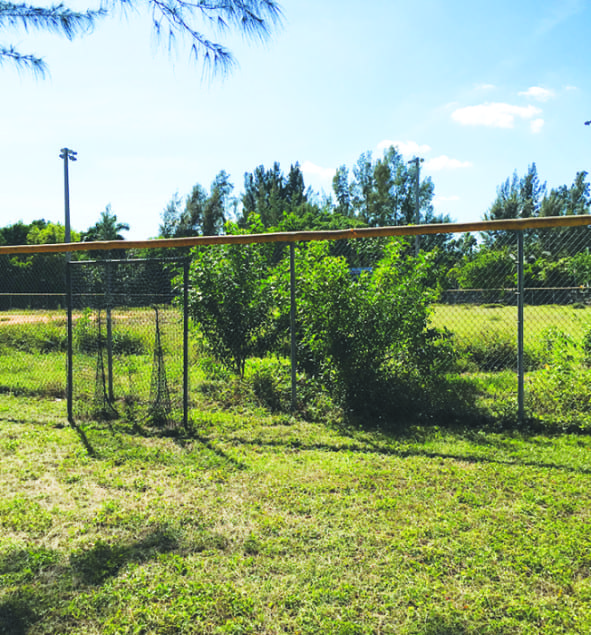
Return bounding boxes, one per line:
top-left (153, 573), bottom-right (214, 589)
top-left (1, 147), bottom-right (590, 304)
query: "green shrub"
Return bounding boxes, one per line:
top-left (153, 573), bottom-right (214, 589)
top-left (188, 238), bottom-right (278, 377)
top-left (582, 327), bottom-right (591, 365)
top-left (0, 320), bottom-right (66, 353)
top-left (289, 239), bottom-right (457, 421)
top-left (73, 309), bottom-right (145, 355)
top-left (248, 358), bottom-right (291, 412)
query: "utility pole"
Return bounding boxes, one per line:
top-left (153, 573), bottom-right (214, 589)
top-left (59, 148), bottom-right (77, 246)
top-left (407, 156), bottom-right (424, 255)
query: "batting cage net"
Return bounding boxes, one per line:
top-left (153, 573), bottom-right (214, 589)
top-left (67, 258), bottom-right (188, 430)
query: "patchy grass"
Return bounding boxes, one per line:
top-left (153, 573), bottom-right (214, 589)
top-left (0, 394), bottom-right (590, 634)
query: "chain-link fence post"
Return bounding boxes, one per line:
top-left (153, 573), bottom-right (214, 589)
top-left (517, 230), bottom-right (525, 423)
top-left (66, 260), bottom-right (74, 425)
top-left (290, 242), bottom-right (297, 412)
top-left (183, 257), bottom-right (190, 429)
top-left (106, 259), bottom-right (114, 402)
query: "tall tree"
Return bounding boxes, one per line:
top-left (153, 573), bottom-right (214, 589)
top-left (240, 162), bottom-right (309, 228)
top-left (348, 146), bottom-right (437, 229)
top-left (332, 165), bottom-right (351, 217)
top-left (1, 0), bottom-right (283, 76)
top-left (160, 171), bottom-right (235, 238)
top-left (539, 171), bottom-right (591, 255)
top-left (159, 192), bottom-right (184, 239)
top-left (82, 205), bottom-right (130, 241)
top-left (483, 164), bottom-right (546, 248)
top-left (350, 151), bottom-right (374, 222)
top-left (203, 170), bottom-right (234, 235)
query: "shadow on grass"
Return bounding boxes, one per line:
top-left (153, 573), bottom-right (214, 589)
top-left (223, 421), bottom-right (591, 476)
top-left (70, 421), bottom-right (98, 458)
top-left (0, 524), bottom-right (205, 634)
top-left (69, 526), bottom-right (179, 585)
top-left (66, 416), bottom-right (246, 471)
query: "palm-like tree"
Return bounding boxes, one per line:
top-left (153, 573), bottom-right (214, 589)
top-left (82, 205), bottom-right (129, 242)
top-left (1, 0), bottom-right (283, 77)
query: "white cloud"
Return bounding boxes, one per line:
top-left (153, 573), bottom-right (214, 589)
top-left (425, 155), bottom-right (472, 171)
top-left (530, 118), bottom-right (545, 134)
top-left (300, 161), bottom-right (335, 180)
top-left (376, 139), bottom-right (431, 156)
top-left (451, 102), bottom-right (542, 129)
top-left (565, 85), bottom-right (578, 91)
top-left (519, 86), bottom-right (555, 102)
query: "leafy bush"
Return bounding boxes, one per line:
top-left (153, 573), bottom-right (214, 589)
top-left (582, 327), bottom-right (591, 365)
top-left (288, 239), bottom-right (456, 420)
top-left (73, 308), bottom-right (145, 355)
top-left (455, 329), bottom-right (542, 372)
top-left (188, 239), bottom-right (279, 377)
top-left (248, 357), bottom-right (292, 412)
top-left (0, 320), bottom-right (66, 353)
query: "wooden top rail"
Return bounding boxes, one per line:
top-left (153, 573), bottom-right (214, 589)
top-left (0, 214), bottom-right (590, 256)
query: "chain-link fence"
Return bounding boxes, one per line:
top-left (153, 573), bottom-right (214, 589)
top-left (1, 216), bottom-right (591, 429)
top-left (67, 258), bottom-right (189, 429)
top-left (0, 253), bottom-right (67, 399)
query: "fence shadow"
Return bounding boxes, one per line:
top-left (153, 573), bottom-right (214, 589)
top-left (224, 423), bottom-right (591, 476)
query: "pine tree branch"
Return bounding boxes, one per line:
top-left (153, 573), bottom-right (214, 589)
top-left (0, 0), bottom-right (283, 76)
top-left (0, 2), bottom-right (103, 37)
top-left (0, 44), bottom-right (47, 76)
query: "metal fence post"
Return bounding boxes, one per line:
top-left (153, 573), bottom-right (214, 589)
top-left (517, 230), bottom-right (525, 423)
top-left (66, 260), bottom-right (74, 425)
top-left (183, 257), bottom-right (190, 429)
top-left (105, 259), bottom-right (114, 402)
top-left (290, 243), bottom-right (297, 412)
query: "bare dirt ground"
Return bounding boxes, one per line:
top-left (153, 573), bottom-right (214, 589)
top-left (0, 313), bottom-right (62, 326)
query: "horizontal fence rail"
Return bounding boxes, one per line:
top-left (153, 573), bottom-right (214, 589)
top-left (0, 215), bottom-right (590, 255)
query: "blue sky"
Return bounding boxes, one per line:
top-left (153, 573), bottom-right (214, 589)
top-left (1, 0), bottom-right (590, 239)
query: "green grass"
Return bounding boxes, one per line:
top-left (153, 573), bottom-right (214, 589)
top-left (432, 303), bottom-right (591, 365)
top-left (1, 394), bottom-right (590, 634)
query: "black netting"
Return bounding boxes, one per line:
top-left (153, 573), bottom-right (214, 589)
top-left (68, 258), bottom-right (187, 428)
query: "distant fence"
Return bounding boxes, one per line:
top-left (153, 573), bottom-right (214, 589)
top-left (1, 214), bottom-right (591, 427)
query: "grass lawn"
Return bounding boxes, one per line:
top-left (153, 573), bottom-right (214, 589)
top-left (432, 303), bottom-right (591, 351)
top-left (1, 394), bottom-right (590, 634)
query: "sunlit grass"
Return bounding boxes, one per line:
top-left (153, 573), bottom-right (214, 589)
top-left (0, 395), bottom-right (590, 634)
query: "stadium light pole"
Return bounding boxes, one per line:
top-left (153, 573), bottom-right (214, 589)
top-left (408, 156), bottom-right (424, 255)
top-left (59, 148), bottom-right (77, 246)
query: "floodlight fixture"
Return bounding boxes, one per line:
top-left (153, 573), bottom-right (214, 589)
top-left (60, 147), bottom-right (78, 161)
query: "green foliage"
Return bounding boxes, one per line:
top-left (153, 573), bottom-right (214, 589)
top-left (0, 318), bottom-right (66, 353)
top-left (527, 328), bottom-right (591, 430)
top-left (291, 239), bottom-right (454, 419)
top-left (82, 204), bottom-right (129, 243)
top-left (73, 308), bottom-right (145, 355)
top-left (248, 357), bottom-right (291, 412)
top-left (455, 247), bottom-right (515, 291)
top-left (162, 171), bottom-right (234, 238)
top-left (454, 329), bottom-right (542, 373)
top-left (582, 327), bottom-right (591, 365)
top-left (188, 235), bottom-right (278, 376)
